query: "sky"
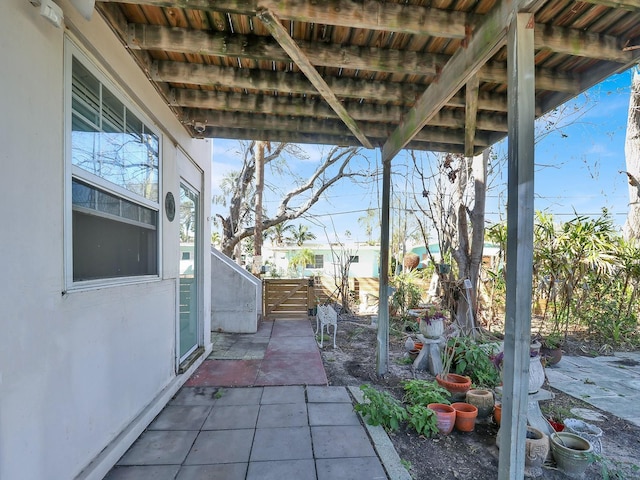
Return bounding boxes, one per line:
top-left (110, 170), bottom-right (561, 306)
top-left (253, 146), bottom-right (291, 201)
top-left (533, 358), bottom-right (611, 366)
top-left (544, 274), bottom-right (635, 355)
top-left (210, 67), bottom-right (637, 245)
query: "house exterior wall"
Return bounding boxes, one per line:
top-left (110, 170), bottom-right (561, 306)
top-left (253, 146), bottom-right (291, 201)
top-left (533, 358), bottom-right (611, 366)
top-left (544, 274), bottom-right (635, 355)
top-left (0, 1), bottom-right (211, 479)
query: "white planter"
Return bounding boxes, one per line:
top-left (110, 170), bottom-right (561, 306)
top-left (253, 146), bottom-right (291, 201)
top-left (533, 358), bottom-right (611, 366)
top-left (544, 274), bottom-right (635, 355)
top-left (420, 318), bottom-right (444, 338)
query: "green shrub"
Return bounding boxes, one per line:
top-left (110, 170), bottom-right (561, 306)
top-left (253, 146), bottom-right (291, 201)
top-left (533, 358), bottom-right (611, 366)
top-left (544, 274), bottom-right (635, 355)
top-left (407, 405), bottom-right (439, 437)
top-left (402, 379), bottom-right (450, 406)
top-left (354, 385), bottom-right (408, 432)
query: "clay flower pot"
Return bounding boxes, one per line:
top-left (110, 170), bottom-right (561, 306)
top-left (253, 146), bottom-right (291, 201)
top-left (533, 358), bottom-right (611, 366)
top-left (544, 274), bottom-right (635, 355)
top-left (408, 348), bottom-right (420, 360)
top-left (493, 403), bottom-right (502, 426)
top-left (427, 403), bottom-right (456, 434)
top-left (451, 402), bottom-right (478, 432)
top-left (436, 373), bottom-right (472, 396)
top-left (466, 389), bottom-right (494, 419)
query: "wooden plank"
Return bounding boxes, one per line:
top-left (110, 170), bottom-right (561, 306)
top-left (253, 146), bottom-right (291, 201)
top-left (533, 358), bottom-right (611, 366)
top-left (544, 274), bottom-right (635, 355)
top-left (183, 108), bottom-right (506, 140)
top-left (101, 0), bottom-right (469, 38)
top-left (134, 25), bottom-right (587, 95)
top-left (575, 0), bottom-right (640, 11)
top-left (534, 24), bottom-right (637, 63)
top-left (381, 0), bottom-right (539, 162)
top-left (256, 9), bottom-right (373, 149)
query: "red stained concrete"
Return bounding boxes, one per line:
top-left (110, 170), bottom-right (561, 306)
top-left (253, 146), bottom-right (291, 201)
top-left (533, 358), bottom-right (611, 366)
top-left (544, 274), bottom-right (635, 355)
top-left (188, 319), bottom-right (328, 387)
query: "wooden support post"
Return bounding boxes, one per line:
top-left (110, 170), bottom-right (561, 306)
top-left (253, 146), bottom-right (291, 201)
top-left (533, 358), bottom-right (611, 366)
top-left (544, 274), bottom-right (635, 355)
top-left (499, 12), bottom-right (535, 480)
top-left (377, 153), bottom-right (392, 375)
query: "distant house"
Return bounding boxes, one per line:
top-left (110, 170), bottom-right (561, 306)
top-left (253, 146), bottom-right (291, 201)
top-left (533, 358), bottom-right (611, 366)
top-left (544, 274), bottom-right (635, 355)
top-left (409, 243), bottom-right (500, 270)
top-left (265, 243), bottom-right (381, 278)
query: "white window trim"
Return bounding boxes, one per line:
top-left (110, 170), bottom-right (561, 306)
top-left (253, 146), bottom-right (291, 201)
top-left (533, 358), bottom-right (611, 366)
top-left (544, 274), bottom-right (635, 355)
top-left (63, 37), bottom-right (163, 291)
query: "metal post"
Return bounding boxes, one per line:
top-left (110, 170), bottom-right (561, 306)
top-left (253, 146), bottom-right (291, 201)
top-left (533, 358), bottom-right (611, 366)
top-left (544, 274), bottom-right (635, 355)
top-left (498, 12), bottom-right (536, 480)
top-left (377, 154), bottom-right (392, 375)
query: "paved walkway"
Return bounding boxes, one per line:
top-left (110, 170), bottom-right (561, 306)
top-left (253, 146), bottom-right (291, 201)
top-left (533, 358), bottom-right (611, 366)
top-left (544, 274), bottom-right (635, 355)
top-left (545, 351), bottom-right (640, 427)
top-left (103, 319), bottom-right (399, 480)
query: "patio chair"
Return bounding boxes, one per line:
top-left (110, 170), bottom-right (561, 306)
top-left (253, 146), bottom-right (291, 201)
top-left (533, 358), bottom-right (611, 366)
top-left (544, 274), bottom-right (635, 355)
top-left (316, 304), bottom-right (337, 348)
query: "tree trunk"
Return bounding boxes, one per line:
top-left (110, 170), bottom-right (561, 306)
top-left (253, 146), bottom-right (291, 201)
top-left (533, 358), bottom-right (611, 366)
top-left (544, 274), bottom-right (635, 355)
top-left (623, 69), bottom-right (640, 240)
top-left (253, 141), bottom-right (266, 274)
top-left (452, 150), bottom-right (489, 333)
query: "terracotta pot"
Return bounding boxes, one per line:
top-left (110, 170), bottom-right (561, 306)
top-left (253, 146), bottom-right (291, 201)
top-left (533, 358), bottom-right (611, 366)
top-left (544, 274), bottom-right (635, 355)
top-left (413, 341), bottom-right (424, 351)
top-left (436, 373), bottom-right (472, 395)
top-left (541, 346), bottom-right (562, 366)
top-left (493, 403), bottom-right (502, 426)
top-left (427, 403), bottom-right (456, 434)
top-left (466, 389), bottom-right (494, 419)
top-left (408, 349), bottom-right (420, 360)
top-left (451, 402), bottom-right (478, 432)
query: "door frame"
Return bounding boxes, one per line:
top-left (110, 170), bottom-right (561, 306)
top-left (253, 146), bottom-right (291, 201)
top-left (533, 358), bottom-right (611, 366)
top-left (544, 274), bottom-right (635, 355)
top-left (176, 150), bottom-right (204, 370)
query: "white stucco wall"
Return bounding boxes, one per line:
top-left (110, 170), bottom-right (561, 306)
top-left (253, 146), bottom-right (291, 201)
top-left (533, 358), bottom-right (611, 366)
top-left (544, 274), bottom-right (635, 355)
top-left (211, 249), bottom-right (262, 333)
top-left (0, 1), bottom-right (211, 479)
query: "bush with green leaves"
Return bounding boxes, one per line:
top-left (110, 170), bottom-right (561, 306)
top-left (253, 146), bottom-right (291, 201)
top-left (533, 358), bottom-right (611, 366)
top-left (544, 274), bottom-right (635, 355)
top-left (447, 337), bottom-right (501, 388)
top-left (407, 405), bottom-right (440, 437)
top-left (390, 271), bottom-right (423, 317)
top-left (402, 379), bottom-right (451, 406)
top-left (354, 385), bottom-right (408, 431)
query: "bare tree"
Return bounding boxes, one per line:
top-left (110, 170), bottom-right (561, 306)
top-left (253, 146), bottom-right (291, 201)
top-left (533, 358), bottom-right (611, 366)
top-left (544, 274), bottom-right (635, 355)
top-left (214, 143), bottom-right (370, 257)
top-left (623, 68), bottom-right (640, 240)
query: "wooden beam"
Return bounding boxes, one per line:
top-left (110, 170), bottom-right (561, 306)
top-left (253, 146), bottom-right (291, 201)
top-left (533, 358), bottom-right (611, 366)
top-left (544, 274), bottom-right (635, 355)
top-left (256, 8), bottom-right (373, 149)
top-left (535, 24), bottom-right (638, 63)
top-left (182, 107), bottom-right (498, 144)
top-left (101, 0), bottom-right (469, 38)
top-left (201, 126), bottom-right (466, 153)
top-left (576, 0), bottom-right (640, 11)
top-left (182, 106), bottom-right (507, 136)
top-left (128, 24), bottom-right (444, 77)
top-left (152, 60), bottom-right (421, 104)
top-left (381, 0), bottom-right (515, 162)
top-left (172, 89), bottom-right (505, 135)
top-left (465, 75), bottom-right (480, 157)
top-left (130, 23), bottom-right (607, 92)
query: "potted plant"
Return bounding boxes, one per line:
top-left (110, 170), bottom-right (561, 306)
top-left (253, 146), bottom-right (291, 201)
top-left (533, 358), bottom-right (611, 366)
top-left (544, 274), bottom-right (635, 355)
top-left (436, 337), bottom-right (472, 398)
top-left (419, 306), bottom-right (446, 338)
top-left (540, 332), bottom-right (563, 366)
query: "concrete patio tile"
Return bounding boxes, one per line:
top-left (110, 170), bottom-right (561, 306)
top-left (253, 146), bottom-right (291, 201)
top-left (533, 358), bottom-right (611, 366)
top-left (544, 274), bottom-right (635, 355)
top-left (184, 429), bottom-right (254, 465)
top-left (169, 387), bottom-right (221, 406)
top-left (316, 457), bottom-right (387, 480)
top-left (271, 320), bottom-right (314, 337)
top-left (264, 335), bottom-right (319, 355)
top-left (148, 405), bottom-right (212, 431)
top-left (214, 387), bottom-right (263, 406)
top-left (176, 463), bottom-right (247, 480)
top-left (256, 353), bottom-right (328, 386)
top-left (116, 430), bottom-right (198, 465)
top-left (185, 360), bottom-right (261, 387)
top-left (308, 403), bottom-right (361, 426)
top-left (261, 385), bottom-right (306, 404)
top-left (307, 386), bottom-right (351, 403)
top-left (311, 426), bottom-right (377, 459)
top-left (257, 403), bottom-right (308, 428)
top-left (246, 459), bottom-right (316, 480)
top-left (103, 465), bottom-right (181, 480)
top-left (255, 321), bottom-right (274, 337)
top-left (250, 426), bottom-right (313, 461)
top-left (202, 404), bottom-right (259, 430)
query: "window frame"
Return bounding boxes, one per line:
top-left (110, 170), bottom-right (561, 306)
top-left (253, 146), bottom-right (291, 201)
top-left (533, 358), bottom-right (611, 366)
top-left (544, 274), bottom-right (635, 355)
top-left (64, 39), bottom-right (162, 290)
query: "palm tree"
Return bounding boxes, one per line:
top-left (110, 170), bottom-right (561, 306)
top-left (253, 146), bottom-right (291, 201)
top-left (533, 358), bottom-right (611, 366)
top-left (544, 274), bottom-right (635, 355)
top-left (292, 224), bottom-right (316, 246)
top-left (289, 248), bottom-right (315, 277)
top-left (266, 222), bottom-right (295, 246)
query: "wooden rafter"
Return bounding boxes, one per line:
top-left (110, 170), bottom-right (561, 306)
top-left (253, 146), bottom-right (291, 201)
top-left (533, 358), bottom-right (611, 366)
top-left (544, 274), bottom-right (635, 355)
top-left (577, 0), bottom-right (640, 11)
top-left (255, 8), bottom-right (373, 149)
top-left (101, 0), bottom-right (469, 38)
